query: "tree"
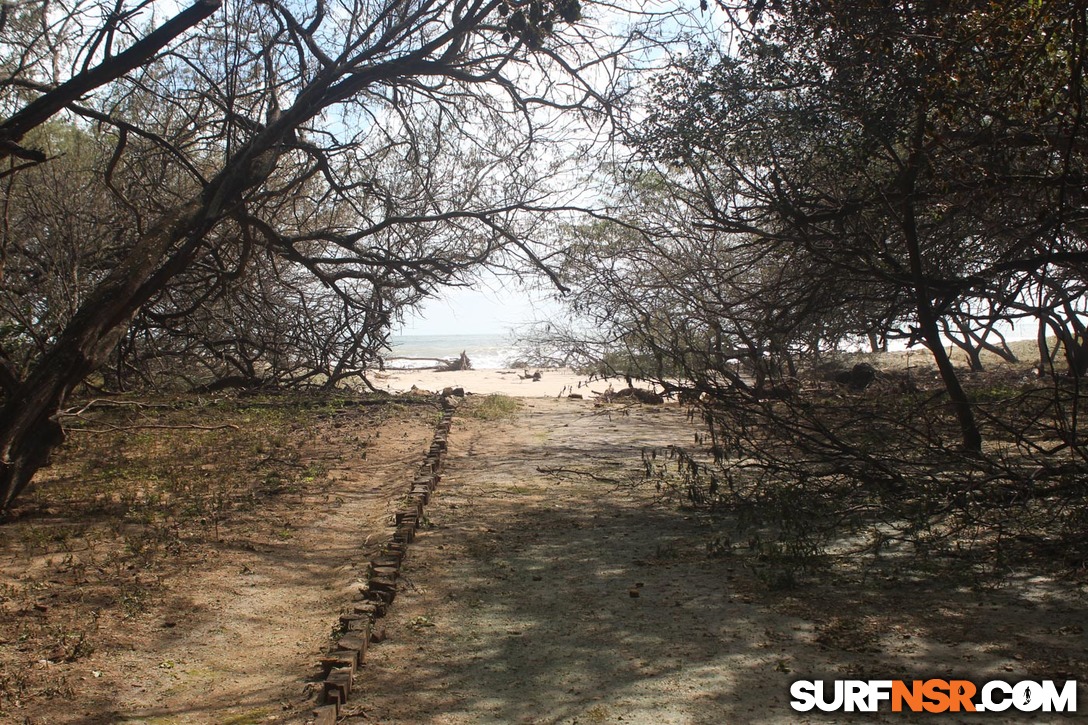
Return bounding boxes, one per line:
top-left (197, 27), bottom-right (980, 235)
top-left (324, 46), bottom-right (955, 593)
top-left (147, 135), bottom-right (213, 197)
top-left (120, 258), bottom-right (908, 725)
top-left (546, 0), bottom-right (1088, 546)
top-left (619, 0), bottom-right (1088, 452)
top-left (0, 0), bottom-right (620, 513)
top-left (0, 0), bottom-right (222, 164)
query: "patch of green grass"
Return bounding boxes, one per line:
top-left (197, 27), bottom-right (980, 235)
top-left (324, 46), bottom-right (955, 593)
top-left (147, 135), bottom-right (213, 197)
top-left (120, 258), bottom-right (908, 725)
top-left (466, 394), bottom-right (521, 420)
top-left (968, 384), bottom-right (1028, 404)
top-left (221, 709), bottom-right (272, 725)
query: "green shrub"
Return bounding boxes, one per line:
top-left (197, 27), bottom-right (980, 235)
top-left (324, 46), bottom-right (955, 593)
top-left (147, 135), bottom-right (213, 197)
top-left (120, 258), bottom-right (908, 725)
top-left (466, 394), bottom-right (521, 420)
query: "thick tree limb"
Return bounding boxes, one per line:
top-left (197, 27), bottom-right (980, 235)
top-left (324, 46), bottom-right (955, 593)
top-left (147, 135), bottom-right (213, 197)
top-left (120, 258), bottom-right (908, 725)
top-left (0, 0), bottom-right (222, 160)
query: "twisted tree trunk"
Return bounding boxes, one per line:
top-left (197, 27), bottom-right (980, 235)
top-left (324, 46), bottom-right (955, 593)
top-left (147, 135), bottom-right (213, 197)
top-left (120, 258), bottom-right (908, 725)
top-left (0, 123), bottom-right (290, 512)
top-left (901, 108), bottom-right (983, 454)
top-left (0, 201), bottom-right (209, 511)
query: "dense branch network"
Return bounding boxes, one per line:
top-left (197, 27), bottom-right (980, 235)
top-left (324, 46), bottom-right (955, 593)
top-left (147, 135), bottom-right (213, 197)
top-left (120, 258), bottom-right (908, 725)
top-left (0, 0), bottom-right (660, 511)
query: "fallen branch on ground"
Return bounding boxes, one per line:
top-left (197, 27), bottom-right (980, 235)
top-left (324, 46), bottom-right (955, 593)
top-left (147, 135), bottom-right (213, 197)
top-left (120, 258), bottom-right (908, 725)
top-left (536, 466), bottom-right (624, 483)
top-left (65, 421), bottom-right (241, 433)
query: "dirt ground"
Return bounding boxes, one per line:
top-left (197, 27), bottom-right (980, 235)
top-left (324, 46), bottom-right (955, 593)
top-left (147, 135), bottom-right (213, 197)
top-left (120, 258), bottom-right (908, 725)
top-left (349, 399), bottom-right (1088, 724)
top-left (0, 397), bottom-right (440, 723)
top-left (1, 395), bottom-right (1086, 723)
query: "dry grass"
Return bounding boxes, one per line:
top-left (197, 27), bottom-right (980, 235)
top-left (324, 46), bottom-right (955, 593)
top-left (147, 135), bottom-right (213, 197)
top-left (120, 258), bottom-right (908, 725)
top-left (844, 336), bottom-right (1049, 373)
top-left (0, 391), bottom-right (434, 719)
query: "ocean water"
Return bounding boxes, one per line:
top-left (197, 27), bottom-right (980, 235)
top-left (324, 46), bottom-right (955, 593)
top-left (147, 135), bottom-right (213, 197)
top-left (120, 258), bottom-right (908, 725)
top-left (385, 334), bottom-right (530, 370)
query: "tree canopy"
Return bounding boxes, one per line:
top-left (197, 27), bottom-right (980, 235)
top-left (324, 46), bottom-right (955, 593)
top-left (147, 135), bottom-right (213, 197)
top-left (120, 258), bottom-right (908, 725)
top-left (542, 0), bottom-right (1088, 563)
top-left (4, 0), bottom-right (1088, 557)
top-left (0, 0), bottom-right (656, 511)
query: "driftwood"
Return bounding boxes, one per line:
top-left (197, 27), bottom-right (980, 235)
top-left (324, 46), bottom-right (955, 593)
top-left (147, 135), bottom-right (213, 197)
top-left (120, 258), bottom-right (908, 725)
top-left (435, 351), bottom-right (472, 372)
top-left (385, 351), bottom-right (472, 372)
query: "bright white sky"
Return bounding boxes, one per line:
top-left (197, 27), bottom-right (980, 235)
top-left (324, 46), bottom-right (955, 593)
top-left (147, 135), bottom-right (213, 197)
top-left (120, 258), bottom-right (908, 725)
top-left (395, 273), bottom-right (566, 336)
top-left (389, 0), bottom-right (720, 340)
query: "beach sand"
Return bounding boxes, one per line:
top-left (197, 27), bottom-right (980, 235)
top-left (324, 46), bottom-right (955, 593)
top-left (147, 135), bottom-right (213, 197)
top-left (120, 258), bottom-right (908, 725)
top-left (370, 366), bottom-right (646, 398)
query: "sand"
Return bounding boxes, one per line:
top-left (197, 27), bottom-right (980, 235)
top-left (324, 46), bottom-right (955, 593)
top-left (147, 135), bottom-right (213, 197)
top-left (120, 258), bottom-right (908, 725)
top-left (370, 367), bottom-right (639, 398)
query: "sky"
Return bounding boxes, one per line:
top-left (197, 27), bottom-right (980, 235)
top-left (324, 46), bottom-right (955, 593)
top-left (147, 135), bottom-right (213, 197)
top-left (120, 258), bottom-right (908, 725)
top-left (394, 273), bottom-right (566, 337)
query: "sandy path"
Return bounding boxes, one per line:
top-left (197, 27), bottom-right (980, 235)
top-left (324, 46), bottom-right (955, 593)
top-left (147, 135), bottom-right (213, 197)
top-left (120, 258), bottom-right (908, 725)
top-left (370, 368), bottom-right (643, 399)
top-left (348, 400), bottom-right (816, 724)
top-left (9, 396), bottom-right (1081, 722)
top-left (344, 399), bottom-right (1087, 724)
